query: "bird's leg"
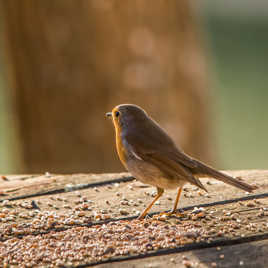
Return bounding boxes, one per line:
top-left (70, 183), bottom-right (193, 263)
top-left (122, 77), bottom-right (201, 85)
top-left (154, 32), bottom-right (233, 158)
top-left (170, 187), bottom-right (182, 214)
top-left (138, 187), bottom-right (164, 220)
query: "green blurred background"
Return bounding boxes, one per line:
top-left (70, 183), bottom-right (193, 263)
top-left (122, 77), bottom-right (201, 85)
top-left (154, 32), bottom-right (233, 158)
top-left (0, 2), bottom-right (267, 173)
top-left (0, 69), bottom-right (14, 172)
top-left (205, 16), bottom-right (268, 170)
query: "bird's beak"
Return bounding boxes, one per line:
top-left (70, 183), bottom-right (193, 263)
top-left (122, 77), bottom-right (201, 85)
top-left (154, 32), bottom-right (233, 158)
top-left (106, 112), bottom-right (112, 118)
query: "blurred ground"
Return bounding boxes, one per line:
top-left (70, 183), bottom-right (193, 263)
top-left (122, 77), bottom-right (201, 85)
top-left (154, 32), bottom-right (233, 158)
top-left (0, 13), bottom-right (267, 172)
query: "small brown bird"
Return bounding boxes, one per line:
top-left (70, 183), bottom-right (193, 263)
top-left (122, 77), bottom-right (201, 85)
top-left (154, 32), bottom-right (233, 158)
top-left (106, 104), bottom-right (256, 219)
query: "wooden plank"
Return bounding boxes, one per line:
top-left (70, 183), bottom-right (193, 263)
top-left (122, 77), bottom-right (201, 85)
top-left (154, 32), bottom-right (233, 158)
top-left (0, 173), bottom-right (132, 200)
top-left (0, 170), bottom-right (267, 267)
top-left (1, 170), bottom-right (266, 201)
top-left (94, 240), bottom-right (268, 268)
top-left (2, 170), bottom-right (266, 221)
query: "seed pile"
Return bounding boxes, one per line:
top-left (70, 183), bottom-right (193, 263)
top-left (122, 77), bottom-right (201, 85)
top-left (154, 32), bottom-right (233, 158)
top-left (0, 218), bottom-right (203, 267)
top-left (0, 199), bottom-right (267, 267)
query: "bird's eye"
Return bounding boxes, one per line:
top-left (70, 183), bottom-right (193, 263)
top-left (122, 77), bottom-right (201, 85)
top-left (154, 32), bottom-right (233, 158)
top-left (115, 111), bottom-right (120, 117)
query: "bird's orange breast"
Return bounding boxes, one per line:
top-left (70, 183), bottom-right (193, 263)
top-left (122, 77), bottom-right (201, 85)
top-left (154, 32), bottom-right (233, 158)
top-left (115, 124), bottom-right (128, 169)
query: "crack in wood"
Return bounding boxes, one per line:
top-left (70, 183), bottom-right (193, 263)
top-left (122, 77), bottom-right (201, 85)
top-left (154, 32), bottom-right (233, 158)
top-left (0, 176), bottom-right (135, 202)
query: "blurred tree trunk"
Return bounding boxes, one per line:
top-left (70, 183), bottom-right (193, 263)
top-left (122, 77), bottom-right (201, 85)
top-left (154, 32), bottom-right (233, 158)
top-left (0, 0), bottom-right (212, 173)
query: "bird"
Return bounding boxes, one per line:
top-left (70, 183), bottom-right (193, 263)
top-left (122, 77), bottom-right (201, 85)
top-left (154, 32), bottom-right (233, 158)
top-left (106, 104), bottom-right (257, 219)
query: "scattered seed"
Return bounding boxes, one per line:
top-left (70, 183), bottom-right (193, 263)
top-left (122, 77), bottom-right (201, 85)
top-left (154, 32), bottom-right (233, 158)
top-left (119, 209), bottom-right (129, 216)
top-left (77, 211), bottom-right (85, 217)
top-left (246, 201), bottom-right (255, 207)
top-left (2, 200), bottom-right (10, 207)
top-left (1, 176), bottom-right (8, 181)
top-left (182, 260), bottom-right (192, 267)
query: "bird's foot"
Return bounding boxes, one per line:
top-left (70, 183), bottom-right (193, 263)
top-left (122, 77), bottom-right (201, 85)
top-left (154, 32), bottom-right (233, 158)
top-left (164, 210), bottom-right (184, 217)
top-left (137, 214), bottom-right (145, 220)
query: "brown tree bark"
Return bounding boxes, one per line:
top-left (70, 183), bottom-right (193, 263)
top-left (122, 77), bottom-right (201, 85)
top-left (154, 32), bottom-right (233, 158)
top-left (0, 0), bottom-right (212, 173)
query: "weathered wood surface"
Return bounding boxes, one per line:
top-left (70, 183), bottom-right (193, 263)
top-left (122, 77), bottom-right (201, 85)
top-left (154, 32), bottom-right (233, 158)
top-left (0, 170), bottom-right (268, 267)
top-left (96, 240), bottom-right (268, 268)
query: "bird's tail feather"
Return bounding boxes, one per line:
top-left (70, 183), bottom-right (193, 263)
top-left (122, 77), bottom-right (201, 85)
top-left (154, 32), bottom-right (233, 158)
top-left (193, 161), bottom-right (257, 192)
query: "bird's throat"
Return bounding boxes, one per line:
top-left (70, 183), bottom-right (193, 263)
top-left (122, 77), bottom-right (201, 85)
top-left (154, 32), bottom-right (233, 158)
top-left (115, 128), bottom-right (128, 169)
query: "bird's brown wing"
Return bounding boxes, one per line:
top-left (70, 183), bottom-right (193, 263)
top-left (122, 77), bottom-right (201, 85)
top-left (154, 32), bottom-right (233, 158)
top-left (132, 147), bottom-right (207, 192)
top-left (168, 150), bottom-right (199, 169)
top-left (125, 129), bottom-right (207, 191)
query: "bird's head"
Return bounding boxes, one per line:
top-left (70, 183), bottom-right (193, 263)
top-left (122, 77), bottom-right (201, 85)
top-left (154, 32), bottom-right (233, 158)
top-left (106, 104), bottom-right (148, 132)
